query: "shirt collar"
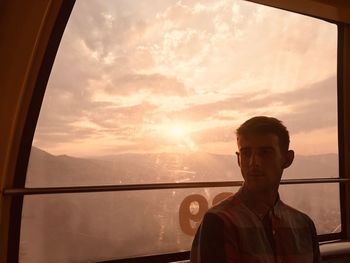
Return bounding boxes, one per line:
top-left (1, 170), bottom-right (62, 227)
top-left (237, 186), bottom-right (282, 220)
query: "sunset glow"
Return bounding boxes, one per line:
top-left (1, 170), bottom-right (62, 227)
top-left (170, 126), bottom-right (187, 138)
top-left (33, 0), bottom-right (338, 157)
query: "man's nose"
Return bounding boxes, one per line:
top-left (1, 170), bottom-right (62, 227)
top-left (249, 151), bottom-right (261, 167)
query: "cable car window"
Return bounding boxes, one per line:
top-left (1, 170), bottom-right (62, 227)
top-left (21, 0), bottom-right (339, 262)
top-left (279, 184), bottom-right (341, 235)
top-left (20, 185), bottom-right (340, 262)
top-left (19, 188), bottom-right (233, 262)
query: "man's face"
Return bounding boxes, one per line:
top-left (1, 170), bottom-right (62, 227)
top-left (236, 133), bottom-right (291, 193)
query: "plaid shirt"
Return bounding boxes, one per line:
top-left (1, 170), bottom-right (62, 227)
top-left (191, 187), bottom-right (321, 263)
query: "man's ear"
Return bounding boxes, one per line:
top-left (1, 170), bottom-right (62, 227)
top-left (283, 150), bottom-right (294, 169)
top-left (236, 152), bottom-right (241, 167)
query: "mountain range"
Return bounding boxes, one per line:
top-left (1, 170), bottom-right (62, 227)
top-left (26, 146), bottom-right (339, 187)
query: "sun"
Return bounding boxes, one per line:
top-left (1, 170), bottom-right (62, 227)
top-left (157, 123), bottom-right (189, 139)
top-left (158, 122), bottom-right (198, 152)
top-left (170, 126), bottom-right (186, 138)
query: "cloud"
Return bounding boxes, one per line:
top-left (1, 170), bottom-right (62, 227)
top-left (191, 126), bottom-right (235, 144)
top-left (171, 75), bottom-right (337, 131)
top-left (255, 76), bottom-right (338, 133)
top-left (88, 101), bottom-right (159, 128)
top-left (107, 73), bottom-right (188, 96)
top-left (33, 0), bottom-right (337, 156)
top-left (35, 100), bottom-right (159, 147)
top-left (67, 0), bottom-right (150, 58)
top-left (36, 73), bottom-right (337, 154)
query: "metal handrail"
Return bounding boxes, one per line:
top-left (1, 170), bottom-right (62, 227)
top-left (3, 178), bottom-right (350, 196)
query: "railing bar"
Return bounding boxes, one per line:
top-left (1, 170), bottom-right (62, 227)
top-left (2, 178), bottom-right (350, 196)
top-left (280, 178), bottom-right (350, 184)
top-left (3, 181), bottom-right (243, 196)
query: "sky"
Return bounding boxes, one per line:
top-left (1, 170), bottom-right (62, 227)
top-left (32, 0), bottom-right (338, 157)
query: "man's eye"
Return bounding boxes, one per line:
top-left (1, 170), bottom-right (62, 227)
top-left (240, 151), bottom-right (251, 157)
top-left (259, 149), bottom-right (273, 155)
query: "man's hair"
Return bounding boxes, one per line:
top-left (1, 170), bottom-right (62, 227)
top-left (236, 116), bottom-right (290, 152)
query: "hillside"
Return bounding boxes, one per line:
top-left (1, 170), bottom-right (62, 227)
top-left (26, 146), bottom-right (339, 187)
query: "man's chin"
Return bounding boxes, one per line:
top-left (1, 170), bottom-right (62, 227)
top-left (244, 180), bottom-right (279, 191)
top-left (245, 180), bottom-right (271, 189)
top-left (247, 173), bottom-right (265, 178)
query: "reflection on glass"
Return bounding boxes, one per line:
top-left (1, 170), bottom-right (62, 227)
top-left (20, 184), bottom-right (339, 262)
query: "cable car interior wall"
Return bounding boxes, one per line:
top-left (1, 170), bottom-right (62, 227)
top-left (1, 0), bottom-right (350, 262)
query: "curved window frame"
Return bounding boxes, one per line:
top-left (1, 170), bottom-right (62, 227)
top-left (3, 0), bottom-right (350, 262)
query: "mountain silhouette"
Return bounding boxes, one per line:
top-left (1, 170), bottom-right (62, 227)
top-left (26, 146), bottom-right (339, 187)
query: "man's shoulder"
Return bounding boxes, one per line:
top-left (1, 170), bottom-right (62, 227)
top-left (278, 200), bottom-right (315, 225)
top-left (205, 192), bottom-right (244, 218)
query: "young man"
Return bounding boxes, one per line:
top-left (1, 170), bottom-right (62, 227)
top-left (191, 116), bottom-right (320, 263)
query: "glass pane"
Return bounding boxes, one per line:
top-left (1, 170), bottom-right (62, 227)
top-left (20, 184), bottom-right (340, 262)
top-left (19, 188), bottom-right (238, 262)
top-left (27, 0), bottom-right (338, 187)
top-left (279, 183), bottom-right (341, 235)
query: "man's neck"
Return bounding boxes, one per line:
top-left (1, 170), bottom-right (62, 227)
top-left (242, 185), bottom-right (279, 208)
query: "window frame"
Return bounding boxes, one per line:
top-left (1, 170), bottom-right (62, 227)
top-left (2, 0), bottom-right (77, 261)
top-left (3, 0), bottom-right (350, 262)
